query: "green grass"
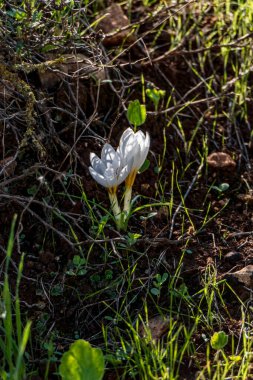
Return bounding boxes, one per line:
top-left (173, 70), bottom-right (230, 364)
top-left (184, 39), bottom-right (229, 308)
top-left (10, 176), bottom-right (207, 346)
top-left (102, 260), bottom-right (252, 379)
top-left (0, 216), bottom-right (31, 380)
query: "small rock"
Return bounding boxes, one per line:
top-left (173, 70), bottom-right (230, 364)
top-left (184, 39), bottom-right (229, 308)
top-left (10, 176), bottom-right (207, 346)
top-left (226, 265), bottom-right (253, 287)
top-left (97, 4), bottom-right (134, 46)
top-left (207, 152), bottom-right (236, 170)
top-left (139, 315), bottom-right (170, 341)
top-left (237, 193), bottom-right (253, 205)
top-left (39, 54), bottom-right (105, 90)
top-left (224, 251), bottom-right (243, 264)
top-left (245, 256), bottom-right (253, 265)
top-left (38, 66), bottom-right (66, 89)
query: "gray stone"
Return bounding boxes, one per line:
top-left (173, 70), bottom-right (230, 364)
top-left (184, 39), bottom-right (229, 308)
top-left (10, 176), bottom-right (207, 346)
top-left (224, 251), bottom-right (243, 264)
top-left (226, 265), bottom-right (253, 287)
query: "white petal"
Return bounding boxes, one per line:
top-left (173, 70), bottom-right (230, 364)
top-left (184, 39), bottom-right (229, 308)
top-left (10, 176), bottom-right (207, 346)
top-left (134, 133), bottom-right (150, 170)
top-left (90, 152), bottom-right (96, 161)
top-left (125, 135), bottom-right (137, 155)
top-left (101, 143), bottom-right (117, 165)
top-left (117, 163), bottom-right (132, 184)
top-left (138, 151), bottom-right (148, 170)
top-left (136, 130), bottom-right (146, 145)
top-left (90, 153), bottom-right (106, 175)
top-left (145, 132), bottom-right (150, 149)
top-left (140, 132), bottom-right (150, 160)
top-left (104, 167), bottom-right (116, 182)
top-left (111, 150), bottom-right (121, 171)
top-left (118, 129), bottom-right (134, 151)
top-left (119, 135), bottom-right (137, 167)
top-left (89, 167), bottom-right (108, 188)
top-left (119, 128), bottom-right (133, 144)
top-left (133, 147), bottom-right (143, 169)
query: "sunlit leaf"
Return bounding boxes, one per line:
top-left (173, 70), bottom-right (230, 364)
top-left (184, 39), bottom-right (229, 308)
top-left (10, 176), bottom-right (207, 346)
top-left (127, 100), bottom-right (146, 127)
top-left (210, 331), bottom-right (228, 350)
top-left (59, 340), bottom-right (105, 380)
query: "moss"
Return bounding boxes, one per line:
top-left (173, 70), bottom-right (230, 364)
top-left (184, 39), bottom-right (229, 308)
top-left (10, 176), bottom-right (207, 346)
top-left (13, 56), bottom-right (65, 74)
top-left (0, 63), bottom-right (46, 158)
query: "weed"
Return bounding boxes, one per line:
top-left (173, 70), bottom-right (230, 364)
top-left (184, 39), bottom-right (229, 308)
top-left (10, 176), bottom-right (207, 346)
top-left (0, 216), bottom-right (31, 379)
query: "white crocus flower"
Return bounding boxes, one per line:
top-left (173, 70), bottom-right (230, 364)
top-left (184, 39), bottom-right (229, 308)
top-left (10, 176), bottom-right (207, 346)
top-left (118, 128), bottom-right (150, 218)
top-left (89, 143), bottom-right (132, 230)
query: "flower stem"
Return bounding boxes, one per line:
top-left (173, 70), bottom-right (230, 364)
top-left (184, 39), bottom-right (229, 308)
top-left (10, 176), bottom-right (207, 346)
top-left (108, 191), bottom-right (122, 230)
top-left (123, 185), bottom-right (132, 219)
top-left (123, 170), bottom-right (137, 228)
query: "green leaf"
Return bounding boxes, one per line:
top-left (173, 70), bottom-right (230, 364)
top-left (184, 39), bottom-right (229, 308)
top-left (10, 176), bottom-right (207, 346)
top-left (210, 331), bottom-right (228, 350)
top-left (126, 233), bottom-right (142, 246)
top-left (104, 353), bottom-right (121, 365)
top-left (105, 270), bottom-right (113, 280)
top-left (73, 255), bottom-right (81, 265)
top-left (59, 340), bottom-right (105, 380)
top-left (51, 284), bottom-right (63, 296)
top-left (161, 273), bottom-right (169, 283)
top-left (218, 183), bottom-right (229, 192)
top-left (128, 233), bottom-right (142, 240)
top-left (127, 100), bottom-right (146, 127)
top-left (77, 269), bottom-right (87, 276)
top-left (151, 288), bottom-right (160, 296)
top-left (7, 9), bottom-right (26, 21)
top-left (139, 159), bottom-right (150, 173)
top-left (211, 183), bottom-right (229, 193)
top-left (154, 166), bottom-right (161, 174)
top-left (72, 255), bottom-right (86, 267)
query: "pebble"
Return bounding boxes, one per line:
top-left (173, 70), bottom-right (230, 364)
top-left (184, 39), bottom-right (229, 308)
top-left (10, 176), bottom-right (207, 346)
top-left (225, 265), bottom-right (253, 287)
top-left (224, 251), bottom-right (243, 264)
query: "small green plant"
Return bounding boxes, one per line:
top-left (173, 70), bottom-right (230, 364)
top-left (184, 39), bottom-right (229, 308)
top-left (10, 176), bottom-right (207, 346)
top-left (51, 284), bottom-right (64, 296)
top-left (146, 86), bottom-right (165, 111)
top-left (210, 182), bottom-right (230, 196)
top-left (126, 232), bottom-right (142, 246)
top-left (43, 340), bottom-right (61, 380)
top-left (59, 339), bottom-right (105, 380)
top-left (211, 331), bottom-right (228, 350)
top-left (151, 273), bottom-right (169, 296)
top-left (66, 255), bottom-right (87, 276)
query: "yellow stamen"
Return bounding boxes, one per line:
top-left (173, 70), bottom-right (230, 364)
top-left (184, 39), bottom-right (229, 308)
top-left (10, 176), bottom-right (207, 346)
top-left (125, 169), bottom-right (137, 188)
